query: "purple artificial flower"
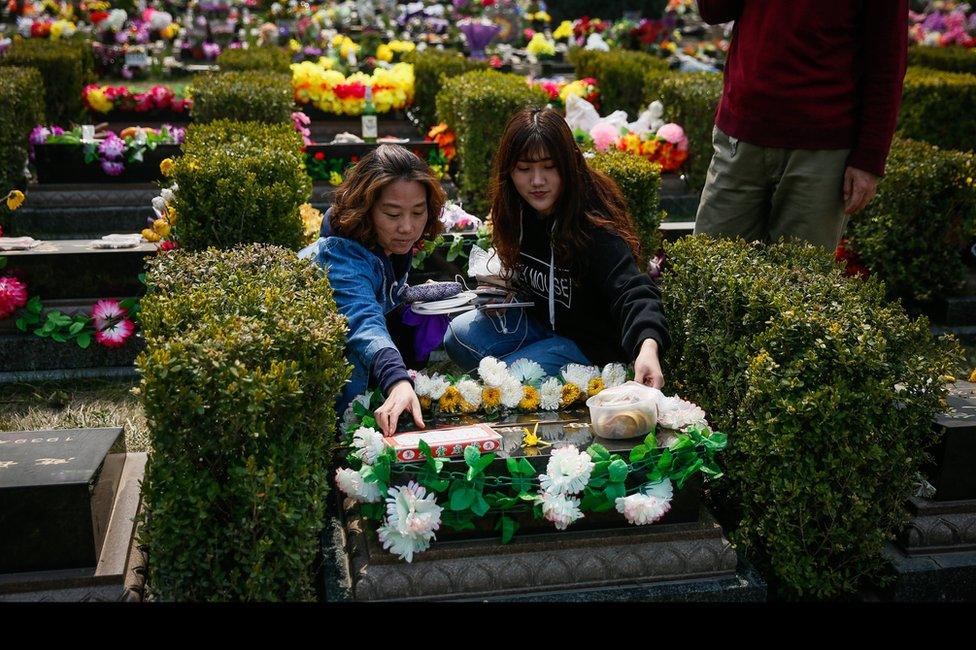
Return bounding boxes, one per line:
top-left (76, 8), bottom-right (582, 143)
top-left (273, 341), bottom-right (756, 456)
top-left (302, 46), bottom-right (322, 57)
top-left (121, 65), bottom-right (134, 80)
top-left (458, 18), bottom-right (501, 59)
top-left (922, 12), bottom-right (945, 32)
top-left (50, 126), bottom-right (64, 136)
top-left (202, 41), bottom-right (221, 60)
top-left (135, 27), bottom-right (151, 44)
top-left (168, 126), bottom-right (186, 144)
top-left (30, 126), bottom-right (51, 145)
top-left (100, 160), bottom-right (125, 176)
top-left (453, 0), bottom-right (469, 8)
top-left (115, 30), bottom-right (129, 44)
top-left (98, 133), bottom-right (125, 161)
top-left (195, 15), bottom-right (208, 28)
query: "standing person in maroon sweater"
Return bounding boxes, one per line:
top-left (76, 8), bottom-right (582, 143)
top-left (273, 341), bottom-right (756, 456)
top-left (693, 0), bottom-right (909, 250)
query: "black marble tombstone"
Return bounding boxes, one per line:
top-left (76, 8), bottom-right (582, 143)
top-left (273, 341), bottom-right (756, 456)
top-left (929, 381), bottom-right (976, 500)
top-left (0, 428), bottom-right (124, 574)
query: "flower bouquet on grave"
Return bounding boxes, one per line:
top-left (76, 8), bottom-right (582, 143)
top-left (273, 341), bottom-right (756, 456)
top-left (458, 17), bottom-right (502, 60)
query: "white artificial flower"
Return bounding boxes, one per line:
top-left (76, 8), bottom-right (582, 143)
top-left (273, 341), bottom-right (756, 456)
top-left (540, 377), bottom-right (562, 411)
top-left (413, 372), bottom-right (433, 397)
top-left (342, 392), bottom-right (372, 428)
top-left (478, 357), bottom-right (512, 387)
top-left (657, 396), bottom-right (707, 430)
top-left (500, 376), bottom-right (524, 409)
top-left (561, 363), bottom-right (599, 389)
top-left (377, 481), bottom-right (443, 562)
top-left (456, 379), bottom-right (482, 409)
top-left (105, 9), bottom-right (127, 31)
top-left (537, 491), bottom-right (583, 530)
top-left (509, 358), bottom-right (546, 385)
top-left (426, 374), bottom-right (450, 400)
top-left (615, 479), bottom-right (674, 525)
top-left (538, 445), bottom-right (595, 496)
top-left (601, 363), bottom-right (628, 389)
top-left (334, 467), bottom-right (382, 503)
top-left (151, 196), bottom-right (167, 219)
top-left (352, 426), bottom-right (386, 464)
top-left (160, 185), bottom-right (177, 203)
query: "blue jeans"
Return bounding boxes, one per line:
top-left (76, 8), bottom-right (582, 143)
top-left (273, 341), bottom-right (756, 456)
top-left (443, 308), bottom-right (590, 376)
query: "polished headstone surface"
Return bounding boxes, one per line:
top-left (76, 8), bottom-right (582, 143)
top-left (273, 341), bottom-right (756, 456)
top-left (929, 381), bottom-right (976, 501)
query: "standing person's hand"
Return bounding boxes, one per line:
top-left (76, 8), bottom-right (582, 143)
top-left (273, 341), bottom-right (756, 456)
top-left (633, 338), bottom-right (665, 389)
top-left (843, 166), bottom-right (880, 215)
top-left (374, 380), bottom-right (425, 436)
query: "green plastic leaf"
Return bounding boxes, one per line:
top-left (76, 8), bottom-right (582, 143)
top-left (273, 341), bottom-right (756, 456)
top-left (587, 443), bottom-right (610, 462)
top-left (449, 486), bottom-right (477, 511)
top-left (629, 445), bottom-right (648, 463)
top-left (76, 332), bottom-right (91, 349)
top-left (499, 515), bottom-right (518, 544)
top-left (608, 459), bottom-right (629, 483)
top-left (26, 297), bottom-right (43, 314)
top-left (463, 445), bottom-right (481, 467)
top-left (518, 457), bottom-right (535, 476)
top-left (0, 257), bottom-right (6, 269)
top-left (68, 321), bottom-right (84, 336)
top-left (603, 482), bottom-right (626, 501)
top-left (471, 493), bottom-right (490, 517)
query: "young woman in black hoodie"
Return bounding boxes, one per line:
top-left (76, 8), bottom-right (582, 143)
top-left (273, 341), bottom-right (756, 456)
top-left (443, 108), bottom-right (669, 387)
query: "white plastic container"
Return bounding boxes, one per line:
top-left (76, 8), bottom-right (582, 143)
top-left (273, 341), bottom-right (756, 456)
top-left (586, 381), bottom-right (662, 440)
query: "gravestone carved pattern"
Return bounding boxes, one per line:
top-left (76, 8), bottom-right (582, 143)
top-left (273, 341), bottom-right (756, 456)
top-left (898, 497), bottom-right (976, 553)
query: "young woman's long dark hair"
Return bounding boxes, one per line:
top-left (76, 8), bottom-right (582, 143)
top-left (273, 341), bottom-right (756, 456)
top-left (489, 108), bottom-right (642, 273)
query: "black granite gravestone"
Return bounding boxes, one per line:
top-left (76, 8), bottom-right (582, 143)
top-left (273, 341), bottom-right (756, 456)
top-left (929, 381), bottom-right (976, 501)
top-left (0, 428), bottom-right (124, 574)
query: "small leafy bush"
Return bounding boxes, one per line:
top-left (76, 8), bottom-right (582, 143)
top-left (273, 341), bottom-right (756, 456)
top-left (0, 38), bottom-right (93, 125)
top-left (590, 150), bottom-right (663, 252)
top-left (404, 49), bottom-right (487, 132)
top-left (137, 244), bottom-right (350, 601)
top-left (190, 71), bottom-right (295, 124)
top-left (217, 46), bottom-right (293, 73)
top-left (436, 70), bottom-right (548, 216)
top-left (907, 46), bottom-right (976, 75)
top-left (0, 67), bottom-right (45, 195)
top-left (663, 235), bottom-right (958, 598)
top-left (571, 49), bottom-right (669, 117)
top-left (171, 120), bottom-right (310, 250)
top-left (899, 67), bottom-right (976, 153)
top-left (846, 137), bottom-right (976, 303)
top-left (644, 70), bottom-right (723, 192)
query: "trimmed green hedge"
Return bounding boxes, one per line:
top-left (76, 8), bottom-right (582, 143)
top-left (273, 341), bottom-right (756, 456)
top-left (846, 137), bottom-right (976, 303)
top-left (0, 38), bottom-right (93, 125)
top-left (663, 236), bottom-right (957, 598)
top-left (644, 70), bottom-right (723, 192)
top-left (899, 67), bottom-right (976, 153)
top-left (217, 46), bottom-right (293, 73)
top-left (137, 244), bottom-right (350, 601)
top-left (171, 120), bottom-right (310, 250)
top-left (907, 46), bottom-right (976, 75)
top-left (404, 49), bottom-right (487, 133)
top-left (571, 49), bottom-right (669, 117)
top-left (590, 150), bottom-right (663, 252)
top-left (190, 71), bottom-right (295, 124)
top-left (0, 67), bottom-right (45, 196)
top-left (436, 70), bottom-right (548, 217)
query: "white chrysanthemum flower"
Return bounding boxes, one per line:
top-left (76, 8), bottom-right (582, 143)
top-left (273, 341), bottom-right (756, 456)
top-left (500, 376), bottom-right (524, 409)
top-left (334, 467), bottom-right (382, 503)
top-left (540, 377), bottom-right (562, 411)
top-left (537, 491), bottom-right (583, 530)
top-left (615, 479), bottom-right (674, 525)
top-left (413, 372), bottom-right (433, 397)
top-left (509, 358), bottom-right (545, 385)
top-left (538, 445), bottom-right (595, 495)
top-left (561, 363), bottom-right (599, 389)
top-left (160, 185), bottom-right (177, 203)
top-left (457, 378), bottom-right (482, 409)
top-left (657, 395), bottom-right (707, 430)
top-left (478, 357), bottom-right (511, 387)
top-left (151, 195), bottom-right (167, 219)
top-left (601, 363), bottom-right (628, 389)
top-left (426, 374), bottom-right (450, 400)
top-left (342, 393), bottom-right (372, 428)
top-left (352, 426), bottom-right (386, 464)
top-left (377, 481), bottom-right (443, 562)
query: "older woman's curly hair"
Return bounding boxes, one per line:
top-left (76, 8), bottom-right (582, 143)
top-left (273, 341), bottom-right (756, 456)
top-left (329, 144), bottom-right (446, 247)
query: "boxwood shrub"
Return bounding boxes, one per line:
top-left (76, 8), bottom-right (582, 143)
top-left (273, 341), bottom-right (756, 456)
top-left (217, 46), bottom-right (292, 73)
top-left (404, 49), bottom-right (487, 132)
top-left (137, 244), bottom-right (350, 601)
top-left (644, 70), bottom-right (723, 192)
top-left (571, 49), bottom-right (669, 117)
top-left (171, 120), bottom-right (310, 250)
top-left (907, 46), bottom-right (976, 75)
top-left (436, 70), bottom-right (548, 216)
top-left (846, 137), bottom-right (976, 304)
top-left (590, 150), bottom-right (663, 253)
top-left (190, 71), bottom-right (295, 124)
top-left (0, 67), bottom-right (45, 196)
top-left (663, 235), bottom-right (958, 598)
top-left (898, 67), bottom-right (976, 153)
top-left (0, 38), bottom-right (93, 125)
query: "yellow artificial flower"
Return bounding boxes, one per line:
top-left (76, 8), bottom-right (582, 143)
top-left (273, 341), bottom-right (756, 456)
top-left (152, 218), bottom-right (171, 238)
top-left (482, 386), bottom-right (502, 409)
top-left (560, 382), bottom-right (582, 408)
top-left (553, 20), bottom-right (574, 40)
top-left (161, 23), bottom-right (179, 40)
top-left (438, 386), bottom-right (464, 413)
top-left (329, 171), bottom-right (343, 186)
top-left (969, 369), bottom-right (976, 383)
top-left (159, 158), bottom-right (175, 176)
top-left (519, 385), bottom-right (541, 411)
top-left (50, 20), bottom-right (63, 39)
top-left (522, 423), bottom-right (549, 447)
top-left (166, 205), bottom-right (178, 224)
top-left (289, 38), bottom-right (301, 53)
top-left (5, 189), bottom-right (25, 211)
top-left (375, 43), bottom-right (394, 63)
top-left (419, 396), bottom-right (432, 411)
top-left (587, 377), bottom-right (605, 397)
top-left (534, 11), bottom-right (552, 23)
top-left (141, 228), bottom-right (161, 243)
top-left (300, 203), bottom-right (323, 244)
top-left (526, 33), bottom-right (556, 57)
top-left (388, 40), bottom-right (416, 54)
top-left (85, 87), bottom-right (113, 114)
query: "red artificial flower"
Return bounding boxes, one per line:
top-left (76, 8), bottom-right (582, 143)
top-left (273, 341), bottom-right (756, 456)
top-left (314, 151), bottom-right (325, 161)
top-left (158, 240), bottom-right (177, 253)
top-left (481, 0), bottom-right (496, 6)
top-left (0, 276), bottom-right (28, 320)
top-left (350, 155), bottom-right (360, 163)
top-left (90, 11), bottom-right (109, 24)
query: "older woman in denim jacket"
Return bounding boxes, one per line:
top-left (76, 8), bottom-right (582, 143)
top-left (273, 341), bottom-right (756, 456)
top-left (299, 145), bottom-right (446, 435)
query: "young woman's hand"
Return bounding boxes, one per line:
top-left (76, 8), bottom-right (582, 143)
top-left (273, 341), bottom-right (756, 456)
top-left (634, 338), bottom-right (665, 389)
top-left (374, 380), bottom-right (425, 436)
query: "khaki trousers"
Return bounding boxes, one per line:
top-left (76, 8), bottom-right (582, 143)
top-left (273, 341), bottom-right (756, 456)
top-left (694, 126), bottom-right (851, 251)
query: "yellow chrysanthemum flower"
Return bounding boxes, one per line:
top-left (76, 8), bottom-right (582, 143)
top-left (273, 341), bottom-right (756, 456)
top-left (329, 171), bottom-right (343, 186)
top-left (141, 228), bottom-right (161, 243)
top-left (166, 205), bottom-right (178, 224)
top-left (560, 382), bottom-right (582, 408)
top-left (159, 158), bottom-right (175, 176)
top-left (553, 20), bottom-right (574, 40)
top-left (419, 396), bottom-right (432, 411)
top-left (519, 385), bottom-right (541, 411)
top-left (86, 87), bottom-right (114, 114)
top-left (483, 386), bottom-right (502, 409)
top-left (5, 189), bottom-right (25, 211)
top-left (587, 377), bottom-right (605, 397)
top-left (289, 39), bottom-right (301, 53)
top-left (152, 218), bottom-right (171, 238)
top-left (526, 33), bottom-right (556, 57)
top-left (375, 43), bottom-right (394, 63)
top-left (438, 386), bottom-right (464, 413)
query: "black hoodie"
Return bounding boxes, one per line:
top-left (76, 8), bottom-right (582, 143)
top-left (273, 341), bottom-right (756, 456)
top-left (511, 210), bottom-right (670, 366)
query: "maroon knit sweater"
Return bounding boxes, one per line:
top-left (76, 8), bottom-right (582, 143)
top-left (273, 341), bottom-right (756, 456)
top-left (698, 0), bottom-right (908, 176)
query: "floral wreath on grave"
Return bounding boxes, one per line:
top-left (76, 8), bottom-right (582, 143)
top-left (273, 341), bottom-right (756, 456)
top-left (0, 190), bottom-right (139, 348)
top-left (334, 356), bottom-right (727, 562)
top-left (291, 61), bottom-right (415, 115)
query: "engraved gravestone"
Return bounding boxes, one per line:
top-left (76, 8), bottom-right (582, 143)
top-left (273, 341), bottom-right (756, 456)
top-left (0, 428), bottom-right (124, 574)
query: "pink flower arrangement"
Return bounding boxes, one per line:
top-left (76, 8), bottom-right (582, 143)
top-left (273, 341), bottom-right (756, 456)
top-left (91, 299), bottom-right (136, 348)
top-left (0, 276), bottom-right (29, 320)
top-left (589, 122), bottom-right (620, 152)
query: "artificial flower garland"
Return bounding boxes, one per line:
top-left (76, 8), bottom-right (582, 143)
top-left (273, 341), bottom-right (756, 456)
top-left (292, 61), bottom-right (415, 115)
top-left (83, 84), bottom-right (192, 115)
top-left (30, 124), bottom-right (185, 177)
top-left (335, 356), bottom-right (726, 562)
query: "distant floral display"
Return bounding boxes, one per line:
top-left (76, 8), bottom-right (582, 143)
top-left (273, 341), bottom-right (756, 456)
top-left (291, 61), bottom-right (415, 115)
top-left (83, 84), bottom-right (191, 115)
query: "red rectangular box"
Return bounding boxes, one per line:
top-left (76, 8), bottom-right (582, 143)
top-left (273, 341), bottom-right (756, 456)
top-left (384, 424), bottom-right (503, 463)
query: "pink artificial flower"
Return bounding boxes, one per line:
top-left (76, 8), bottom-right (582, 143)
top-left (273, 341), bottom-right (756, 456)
top-left (0, 276), bottom-right (29, 320)
top-left (95, 318), bottom-right (135, 348)
top-left (656, 123), bottom-right (689, 151)
top-left (91, 299), bottom-right (128, 331)
top-left (589, 122), bottom-right (619, 152)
